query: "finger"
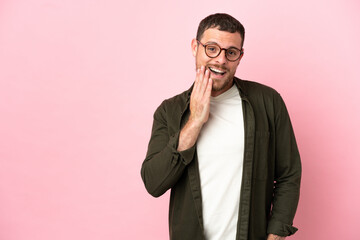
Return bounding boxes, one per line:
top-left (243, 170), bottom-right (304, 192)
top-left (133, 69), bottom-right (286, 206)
top-left (199, 67), bottom-right (209, 95)
top-left (192, 66), bottom-right (203, 98)
top-left (192, 68), bottom-right (201, 95)
top-left (204, 77), bottom-right (212, 99)
top-left (194, 66), bottom-right (204, 93)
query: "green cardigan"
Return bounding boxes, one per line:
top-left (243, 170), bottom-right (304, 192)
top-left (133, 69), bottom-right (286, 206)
top-left (141, 78), bottom-right (301, 240)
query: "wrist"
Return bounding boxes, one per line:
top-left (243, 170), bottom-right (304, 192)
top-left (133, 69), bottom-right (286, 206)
top-left (177, 118), bottom-right (203, 152)
top-left (187, 116), bottom-right (205, 130)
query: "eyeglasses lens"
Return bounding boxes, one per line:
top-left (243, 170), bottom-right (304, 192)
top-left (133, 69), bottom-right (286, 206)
top-left (205, 45), bottom-right (240, 61)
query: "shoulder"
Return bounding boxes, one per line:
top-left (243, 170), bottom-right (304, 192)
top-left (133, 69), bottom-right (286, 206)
top-left (236, 78), bottom-right (281, 100)
top-left (154, 87), bottom-right (192, 118)
top-left (235, 78), bottom-right (288, 117)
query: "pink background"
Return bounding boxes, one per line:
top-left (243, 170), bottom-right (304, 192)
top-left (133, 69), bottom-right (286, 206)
top-left (1, 0), bottom-right (359, 239)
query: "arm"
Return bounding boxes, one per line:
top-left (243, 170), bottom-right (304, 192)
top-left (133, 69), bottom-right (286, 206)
top-left (267, 93), bottom-right (302, 236)
top-left (141, 67), bottom-right (212, 197)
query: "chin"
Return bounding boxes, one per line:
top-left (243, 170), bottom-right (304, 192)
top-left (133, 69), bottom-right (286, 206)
top-left (212, 77), bottom-right (232, 92)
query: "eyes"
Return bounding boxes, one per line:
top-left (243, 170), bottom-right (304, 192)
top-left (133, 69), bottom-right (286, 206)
top-left (227, 49), bottom-right (238, 56)
top-left (197, 40), bottom-right (242, 61)
top-left (205, 45), bottom-right (240, 58)
top-left (207, 46), bottom-right (218, 53)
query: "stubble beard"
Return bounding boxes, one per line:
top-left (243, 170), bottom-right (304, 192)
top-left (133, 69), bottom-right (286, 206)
top-left (211, 73), bottom-right (234, 92)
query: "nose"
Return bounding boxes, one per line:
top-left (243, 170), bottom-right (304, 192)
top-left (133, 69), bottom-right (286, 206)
top-left (215, 49), bottom-right (227, 64)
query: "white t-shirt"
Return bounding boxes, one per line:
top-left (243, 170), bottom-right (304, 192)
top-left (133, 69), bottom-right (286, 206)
top-left (196, 84), bottom-right (245, 240)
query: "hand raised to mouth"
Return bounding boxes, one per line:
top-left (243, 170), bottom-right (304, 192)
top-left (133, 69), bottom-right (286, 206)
top-left (177, 66), bottom-right (212, 152)
top-left (190, 65), bottom-right (212, 125)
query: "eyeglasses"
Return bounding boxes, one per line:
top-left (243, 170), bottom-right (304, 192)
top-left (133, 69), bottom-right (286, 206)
top-left (197, 40), bottom-right (243, 62)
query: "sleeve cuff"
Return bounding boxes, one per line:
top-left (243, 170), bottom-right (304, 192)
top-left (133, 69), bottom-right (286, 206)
top-left (178, 145), bottom-right (196, 165)
top-left (167, 131), bottom-right (196, 166)
top-left (267, 218), bottom-right (298, 237)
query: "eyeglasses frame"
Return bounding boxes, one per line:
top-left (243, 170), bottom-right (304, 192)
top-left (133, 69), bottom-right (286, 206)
top-left (196, 40), bottom-right (243, 62)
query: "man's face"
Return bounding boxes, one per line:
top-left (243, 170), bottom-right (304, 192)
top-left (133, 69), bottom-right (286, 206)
top-left (192, 27), bottom-right (243, 97)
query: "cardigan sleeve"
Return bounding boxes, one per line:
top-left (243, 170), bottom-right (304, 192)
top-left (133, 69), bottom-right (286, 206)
top-left (141, 101), bottom-right (196, 197)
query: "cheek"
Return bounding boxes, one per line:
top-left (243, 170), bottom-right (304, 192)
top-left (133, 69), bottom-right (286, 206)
top-left (229, 62), bottom-right (239, 72)
top-left (196, 55), bottom-right (210, 66)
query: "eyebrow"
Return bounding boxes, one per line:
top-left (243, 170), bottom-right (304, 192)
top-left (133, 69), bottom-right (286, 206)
top-left (204, 41), bottom-right (241, 50)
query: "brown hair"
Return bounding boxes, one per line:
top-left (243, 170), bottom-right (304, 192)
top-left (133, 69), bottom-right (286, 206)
top-left (196, 13), bottom-right (245, 47)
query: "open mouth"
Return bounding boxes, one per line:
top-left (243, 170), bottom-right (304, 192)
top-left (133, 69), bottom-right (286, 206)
top-left (208, 67), bottom-right (226, 76)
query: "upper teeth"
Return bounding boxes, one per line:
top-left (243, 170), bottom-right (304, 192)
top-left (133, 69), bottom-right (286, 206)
top-left (209, 67), bottom-right (225, 73)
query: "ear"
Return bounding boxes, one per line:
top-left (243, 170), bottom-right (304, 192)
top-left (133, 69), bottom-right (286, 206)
top-left (191, 38), bottom-right (198, 57)
top-left (238, 48), bottom-right (244, 62)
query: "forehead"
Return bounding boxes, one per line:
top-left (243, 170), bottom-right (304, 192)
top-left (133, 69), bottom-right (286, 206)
top-left (200, 27), bottom-right (242, 48)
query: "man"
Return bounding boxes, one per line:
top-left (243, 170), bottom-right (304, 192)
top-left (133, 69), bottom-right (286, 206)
top-left (141, 13), bottom-right (301, 240)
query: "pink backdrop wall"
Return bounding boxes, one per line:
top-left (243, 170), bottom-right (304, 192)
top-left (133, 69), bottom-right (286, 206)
top-left (1, 0), bottom-right (359, 239)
